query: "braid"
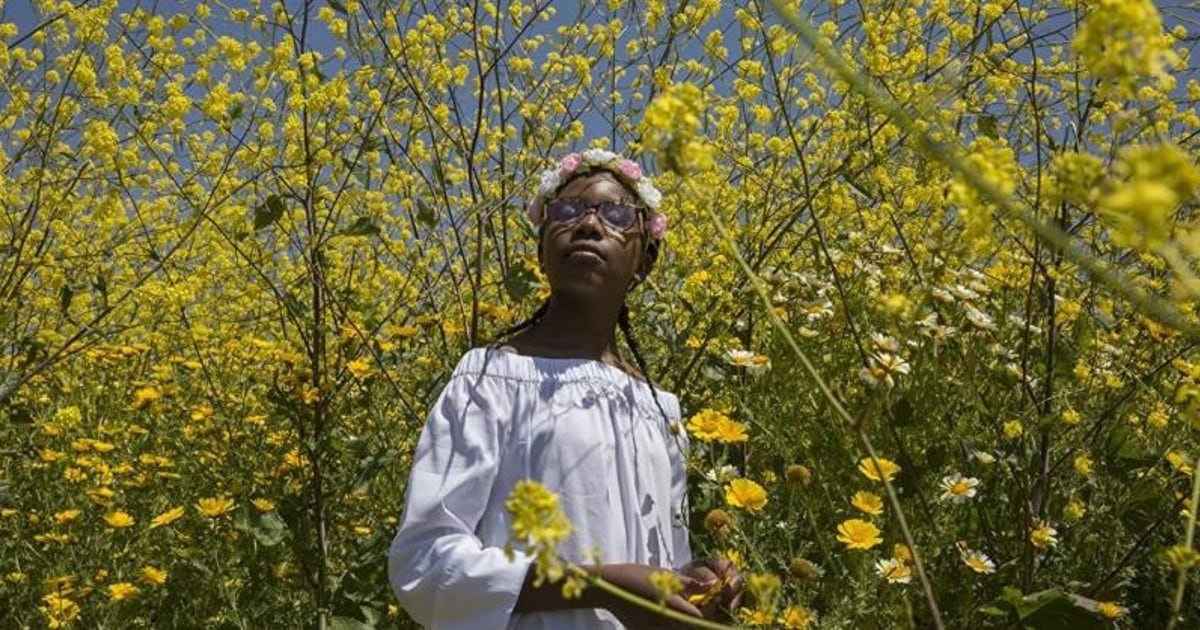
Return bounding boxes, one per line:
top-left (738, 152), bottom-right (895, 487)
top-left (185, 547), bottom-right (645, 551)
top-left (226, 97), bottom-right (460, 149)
top-left (618, 303), bottom-right (672, 427)
top-left (490, 299), bottom-right (549, 348)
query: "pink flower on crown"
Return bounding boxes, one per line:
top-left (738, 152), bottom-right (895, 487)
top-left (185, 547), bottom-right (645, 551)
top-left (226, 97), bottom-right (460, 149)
top-left (648, 212), bottom-right (668, 239)
top-left (558, 153), bottom-right (583, 177)
top-left (614, 159), bottom-right (643, 182)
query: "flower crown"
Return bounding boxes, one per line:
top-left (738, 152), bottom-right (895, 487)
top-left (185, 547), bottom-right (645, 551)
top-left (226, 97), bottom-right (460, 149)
top-left (527, 148), bottom-right (668, 240)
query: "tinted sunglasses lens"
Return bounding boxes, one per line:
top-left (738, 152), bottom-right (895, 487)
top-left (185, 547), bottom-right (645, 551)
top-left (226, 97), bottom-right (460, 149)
top-left (599, 203), bottom-right (638, 230)
top-left (546, 199), bottom-right (582, 223)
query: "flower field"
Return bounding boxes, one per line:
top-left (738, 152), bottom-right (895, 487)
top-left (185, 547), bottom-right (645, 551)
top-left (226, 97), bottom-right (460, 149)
top-left (2, 0), bottom-right (1200, 627)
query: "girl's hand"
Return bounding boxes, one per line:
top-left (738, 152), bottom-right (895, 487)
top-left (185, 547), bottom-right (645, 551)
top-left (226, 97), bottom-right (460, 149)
top-left (598, 563), bottom-right (706, 629)
top-left (678, 557), bottom-right (744, 621)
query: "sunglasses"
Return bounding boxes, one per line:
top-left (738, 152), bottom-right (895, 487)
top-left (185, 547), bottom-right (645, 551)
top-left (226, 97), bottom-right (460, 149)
top-left (545, 197), bottom-right (645, 232)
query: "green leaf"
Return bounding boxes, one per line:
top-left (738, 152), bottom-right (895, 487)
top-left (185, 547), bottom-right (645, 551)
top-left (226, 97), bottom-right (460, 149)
top-left (59, 285), bottom-right (73, 316)
top-left (350, 449), bottom-right (398, 495)
top-left (889, 397), bottom-right (915, 427)
top-left (341, 217), bottom-right (381, 237)
top-left (502, 263), bottom-right (536, 301)
top-left (328, 616), bottom-right (372, 630)
top-left (327, 0), bottom-right (348, 15)
top-left (254, 195), bottom-right (286, 230)
top-left (996, 588), bottom-right (1106, 630)
top-left (253, 512), bottom-right (287, 547)
top-left (978, 114), bottom-right (998, 139)
top-left (415, 198), bottom-right (437, 227)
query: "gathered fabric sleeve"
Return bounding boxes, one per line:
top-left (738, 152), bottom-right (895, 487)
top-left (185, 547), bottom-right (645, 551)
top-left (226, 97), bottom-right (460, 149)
top-left (388, 356), bottom-right (533, 630)
top-left (664, 395), bottom-right (693, 571)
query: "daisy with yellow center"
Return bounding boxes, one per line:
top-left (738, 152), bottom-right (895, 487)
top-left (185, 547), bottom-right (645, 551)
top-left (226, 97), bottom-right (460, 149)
top-left (874, 557), bottom-right (912, 583)
top-left (836, 518), bottom-right (882, 550)
top-left (960, 548), bottom-right (996, 574)
top-left (939, 473), bottom-right (980, 503)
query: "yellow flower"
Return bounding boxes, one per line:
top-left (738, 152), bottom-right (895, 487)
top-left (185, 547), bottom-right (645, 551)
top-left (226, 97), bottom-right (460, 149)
top-left (252, 498), bottom-right (277, 512)
top-left (103, 510), bottom-right (135, 529)
top-left (505, 480), bottom-right (573, 586)
top-left (778, 605), bottom-right (813, 629)
top-left (196, 497), bottom-right (236, 518)
top-left (836, 518), bottom-right (882, 550)
top-left (346, 357), bottom-right (373, 378)
top-left (725, 478), bottom-right (768, 513)
top-left (892, 543), bottom-right (913, 565)
top-left (858, 457), bottom-right (901, 483)
top-left (740, 607), bottom-right (775, 626)
top-left (851, 490), bottom-right (884, 516)
top-left (107, 582), bottom-right (140, 601)
top-left (647, 570), bottom-right (683, 602)
top-left (1073, 455), bottom-right (1093, 476)
top-left (40, 593), bottom-right (80, 628)
top-left (139, 566), bottom-right (167, 585)
top-left (1097, 601), bottom-right (1127, 620)
top-left (1002, 420), bottom-right (1023, 439)
top-left (1064, 497), bottom-right (1088, 521)
top-left (149, 506), bottom-right (186, 529)
top-left (686, 408), bottom-right (748, 443)
top-left (1061, 409), bottom-right (1082, 425)
top-left (130, 386), bottom-right (162, 410)
top-left (53, 509), bottom-right (80, 526)
top-left (1030, 521), bottom-right (1058, 550)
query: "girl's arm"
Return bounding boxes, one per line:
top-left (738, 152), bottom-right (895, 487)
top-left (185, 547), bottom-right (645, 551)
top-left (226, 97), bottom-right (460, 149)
top-left (515, 562), bottom-right (706, 627)
top-left (387, 364), bottom-right (533, 630)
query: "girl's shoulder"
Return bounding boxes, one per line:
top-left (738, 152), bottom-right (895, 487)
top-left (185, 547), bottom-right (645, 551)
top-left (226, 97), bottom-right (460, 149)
top-left (449, 346), bottom-right (680, 413)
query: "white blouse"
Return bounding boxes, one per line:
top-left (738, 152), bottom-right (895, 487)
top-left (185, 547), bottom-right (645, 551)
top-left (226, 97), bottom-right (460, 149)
top-left (388, 347), bottom-right (692, 629)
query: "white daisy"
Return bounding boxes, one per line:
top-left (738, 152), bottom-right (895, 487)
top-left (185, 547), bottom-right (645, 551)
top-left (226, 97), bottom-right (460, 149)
top-left (960, 548), bottom-right (996, 574)
top-left (939, 473), bottom-right (980, 503)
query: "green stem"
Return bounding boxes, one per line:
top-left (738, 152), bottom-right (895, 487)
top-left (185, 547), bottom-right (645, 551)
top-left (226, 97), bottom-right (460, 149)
top-left (1166, 455), bottom-right (1200, 630)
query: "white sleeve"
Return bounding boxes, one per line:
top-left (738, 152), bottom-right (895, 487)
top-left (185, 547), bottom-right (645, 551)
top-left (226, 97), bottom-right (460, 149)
top-left (666, 401), bottom-right (693, 571)
top-left (388, 361), bottom-right (533, 629)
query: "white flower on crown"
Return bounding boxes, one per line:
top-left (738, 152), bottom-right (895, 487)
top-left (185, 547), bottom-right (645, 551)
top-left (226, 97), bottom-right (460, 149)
top-left (634, 179), bottom-right (662, 209)
top-left (580, 148), bottom-right (620, 164)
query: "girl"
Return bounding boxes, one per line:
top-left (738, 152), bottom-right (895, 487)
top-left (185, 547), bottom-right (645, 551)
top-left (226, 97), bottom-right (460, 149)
top-left (388, 149), bottom-right (742, 629)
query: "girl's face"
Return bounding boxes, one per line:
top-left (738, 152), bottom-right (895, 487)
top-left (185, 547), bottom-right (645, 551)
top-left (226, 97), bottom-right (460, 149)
top-left (539, 171), bottom-right (650, 303)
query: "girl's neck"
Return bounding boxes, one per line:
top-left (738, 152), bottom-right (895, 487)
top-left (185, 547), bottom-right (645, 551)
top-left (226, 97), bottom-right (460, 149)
top-left (523, 294), bottom-right (621, 361)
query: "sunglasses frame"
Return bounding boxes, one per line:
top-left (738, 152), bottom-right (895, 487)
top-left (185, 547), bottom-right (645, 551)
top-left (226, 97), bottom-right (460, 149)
top-left (544, 196), bottom-right (647, 234)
